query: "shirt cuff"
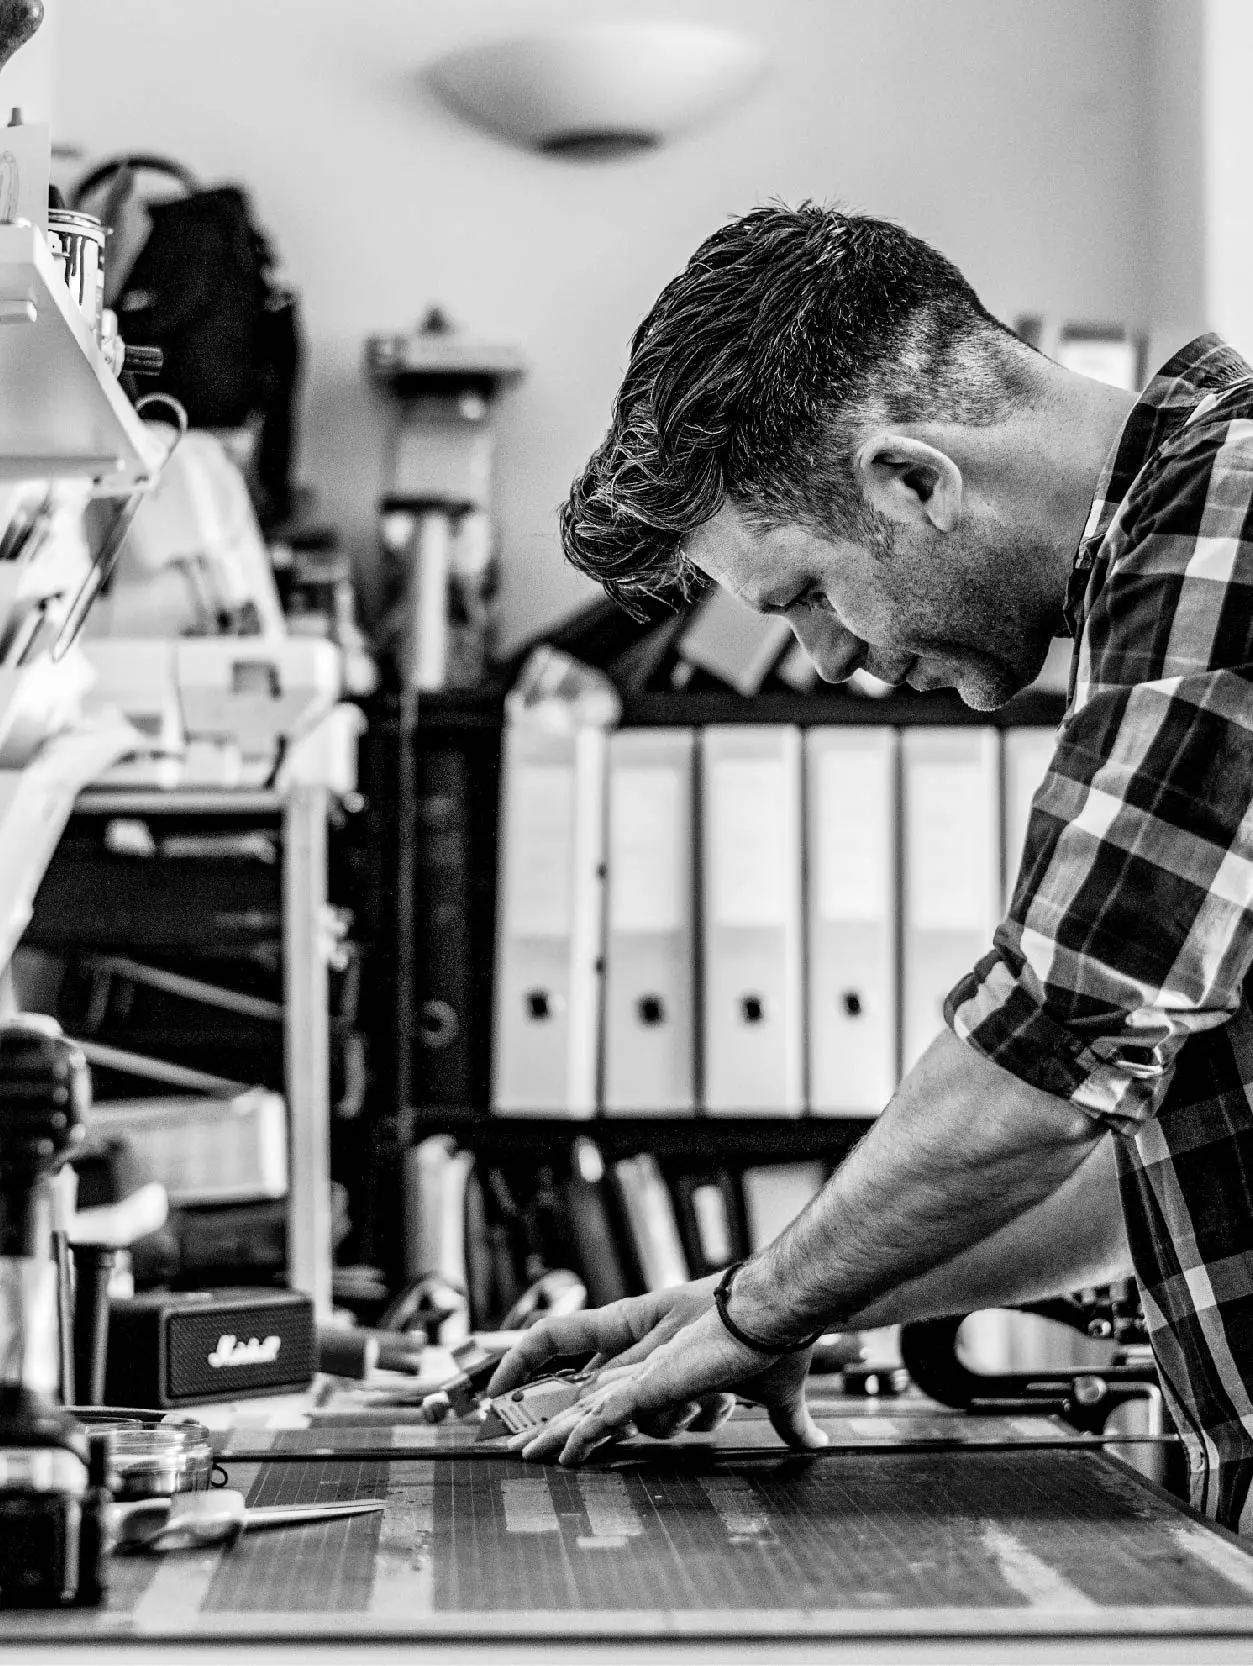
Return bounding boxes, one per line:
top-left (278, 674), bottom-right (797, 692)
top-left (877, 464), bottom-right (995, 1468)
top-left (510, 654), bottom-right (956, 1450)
top-left (945, 948), bottom-right (1173, 1134)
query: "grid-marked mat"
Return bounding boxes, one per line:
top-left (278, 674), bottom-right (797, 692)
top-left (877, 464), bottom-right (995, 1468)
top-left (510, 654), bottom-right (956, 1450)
top-left (214, 1408), bottom-right (1097, 1461)
top-left (8, 1446), bottom-right (1253, 1642)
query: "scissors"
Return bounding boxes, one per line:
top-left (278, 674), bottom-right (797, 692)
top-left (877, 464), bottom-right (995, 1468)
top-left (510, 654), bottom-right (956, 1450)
top-left (113, 1489), bottom-right (386, 1553)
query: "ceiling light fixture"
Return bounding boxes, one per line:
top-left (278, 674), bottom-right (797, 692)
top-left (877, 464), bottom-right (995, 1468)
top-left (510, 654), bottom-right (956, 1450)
top-left (425, 22), bottom-right (767, 161)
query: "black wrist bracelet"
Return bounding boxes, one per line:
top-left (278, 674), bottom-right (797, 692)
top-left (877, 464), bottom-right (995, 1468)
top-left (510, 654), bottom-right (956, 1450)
top-left (712, 1261), bottom-right (825, 1356)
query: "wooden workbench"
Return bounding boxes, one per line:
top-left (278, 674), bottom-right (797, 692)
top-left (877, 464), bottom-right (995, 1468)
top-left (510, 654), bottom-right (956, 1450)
top-left (2, 1405), bottom-right (1253, 1661)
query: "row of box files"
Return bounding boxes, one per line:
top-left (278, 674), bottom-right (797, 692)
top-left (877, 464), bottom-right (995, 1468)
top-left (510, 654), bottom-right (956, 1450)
top-left (493, 723), bottom-right (1057, 1117)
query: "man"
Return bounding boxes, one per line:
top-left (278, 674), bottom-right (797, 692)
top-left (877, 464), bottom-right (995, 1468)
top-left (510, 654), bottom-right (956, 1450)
top-left (488, 203), bottom-right (1253, 1532)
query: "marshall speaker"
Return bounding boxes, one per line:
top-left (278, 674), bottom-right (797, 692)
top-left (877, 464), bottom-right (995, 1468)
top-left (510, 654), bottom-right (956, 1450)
top-left (105, 1288), bottom-right (316, 1408)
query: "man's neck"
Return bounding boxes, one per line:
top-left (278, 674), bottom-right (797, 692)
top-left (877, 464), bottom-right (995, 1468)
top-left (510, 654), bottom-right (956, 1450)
top-left (1034, 364), bottom-right (1140, 555)
top-left (964, 365), bottom-right (1140, 611)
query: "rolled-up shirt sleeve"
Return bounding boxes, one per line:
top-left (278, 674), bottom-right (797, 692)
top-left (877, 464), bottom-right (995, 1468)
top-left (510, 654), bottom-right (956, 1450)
top-left (947, 422), bottom-right (1253, 1134)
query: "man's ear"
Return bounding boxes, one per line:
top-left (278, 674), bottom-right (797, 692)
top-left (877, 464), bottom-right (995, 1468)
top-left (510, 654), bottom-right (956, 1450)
top-left (854, 433), bottom-right (962, 532)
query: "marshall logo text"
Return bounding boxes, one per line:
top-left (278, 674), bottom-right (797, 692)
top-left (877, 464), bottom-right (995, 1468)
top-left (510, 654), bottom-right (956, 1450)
top-left (207, 1333), bottom-right (282, 1369)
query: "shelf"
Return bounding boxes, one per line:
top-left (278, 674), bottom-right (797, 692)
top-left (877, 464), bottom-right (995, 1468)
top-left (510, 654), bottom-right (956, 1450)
top-left (38, 779), bottom-right (343, 1320)
top-left (394, 684), bottom-right (1067, 733)
top-left (0, 221), bottom-right (165, 493)
top-left (73, 788), bottom-right (285, 817)
top-left (620, 686), bottom-right (1067, 730)
top-left (0, 714), bottom-right (136, 972)
top-left (403, 1109), bottom-right (873, 1161)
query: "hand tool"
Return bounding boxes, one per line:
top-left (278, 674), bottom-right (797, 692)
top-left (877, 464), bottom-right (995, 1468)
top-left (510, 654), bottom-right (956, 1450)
top-left (477, 1369), bottom-right (591, 1440)
top-left (414, 1336), bottom-right (508, 1422)
top-left (899, 1312), bottom-right (1161, 1435)
top-left (112, 1488), bottom-right (385, 1553)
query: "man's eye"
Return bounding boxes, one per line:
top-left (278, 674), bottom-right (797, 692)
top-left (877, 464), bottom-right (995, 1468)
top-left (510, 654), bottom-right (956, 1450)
top-left (802, 589), bottom-right (834, 613)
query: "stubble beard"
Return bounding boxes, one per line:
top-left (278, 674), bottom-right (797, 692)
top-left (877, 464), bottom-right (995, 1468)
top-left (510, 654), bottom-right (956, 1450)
top-left (892, 522), bottom-right (1059, 711)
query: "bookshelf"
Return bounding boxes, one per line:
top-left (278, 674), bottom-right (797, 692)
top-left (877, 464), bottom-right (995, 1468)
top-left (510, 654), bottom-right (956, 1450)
top-left (29, 728), bottom-right (356, 1322)
top-left (353, 680), bottom-right (1066, 1287)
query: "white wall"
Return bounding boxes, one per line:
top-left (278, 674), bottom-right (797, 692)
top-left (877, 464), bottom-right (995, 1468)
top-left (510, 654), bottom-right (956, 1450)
top-left (0, 0), bottom-right (56, 125)
top-left (1142, 0), bottom-right (1253, 370)
top-left (1145, 0), bottom-right (1206, 359)
top-left (1200, 0), bottom-right (1253, 362)
top-left (53, 0), bottom-right (1156, 650)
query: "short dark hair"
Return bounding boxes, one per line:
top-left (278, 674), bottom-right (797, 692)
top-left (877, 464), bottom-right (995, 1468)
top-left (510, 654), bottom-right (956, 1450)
top-left (560, 202), bottom-right (1034, 615)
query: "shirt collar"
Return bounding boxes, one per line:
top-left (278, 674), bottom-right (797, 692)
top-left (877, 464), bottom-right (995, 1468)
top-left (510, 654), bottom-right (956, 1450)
top-left (1061, 333), bottom-right (1253, 636)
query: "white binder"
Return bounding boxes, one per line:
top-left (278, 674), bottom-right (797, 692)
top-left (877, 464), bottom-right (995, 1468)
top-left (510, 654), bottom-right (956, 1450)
top-left (1003, 727), bottom-right (1059, 908)
top-left (805, 726), bottom-right (898, 1115)
top-left (900, 728), bottom-right (1002, 1075)
top-left (699, 725), bottom-right (804, 1115)
top-left (603, 728), bottom-right (697, 1114)
top-left (492, 720), bottom-right (607, 1116)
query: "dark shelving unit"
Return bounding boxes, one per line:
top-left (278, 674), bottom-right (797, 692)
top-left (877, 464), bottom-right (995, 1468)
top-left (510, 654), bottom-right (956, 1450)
top-left (351, 678), bottom-right (1066, 1287)
top-left (405, 682), bottom-right (1066, 733)
top-left (403, 1110), bottom-right (871, 1162)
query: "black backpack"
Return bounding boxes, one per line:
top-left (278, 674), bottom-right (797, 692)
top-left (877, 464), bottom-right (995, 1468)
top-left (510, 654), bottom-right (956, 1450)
top-left (71, 154), bottom-right (303, 530)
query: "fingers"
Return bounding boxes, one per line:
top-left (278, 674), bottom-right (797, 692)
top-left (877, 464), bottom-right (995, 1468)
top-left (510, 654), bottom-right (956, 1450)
top-left (487, 1304), bottom-right (646, 1395)
top-left (489, 1281), bottom-right (720, 1397)
top-left (558, 1376), bottom-right (648, 1466)
top-left (508, 1311), bottom-right (758, 1466)
top-left (506, 1376), bottom-right (639, 1465)
top-left (507, 1349), bottom-right (694, 1465)
top-left (685, 1392), bottom-right (737, 1433)
top-left (766, 1389), bottom-right (829, 1451)
top-left (635, 1400), bottom-right (700, 1440)
top-left (582, 1360), bottom-right (736, 1440)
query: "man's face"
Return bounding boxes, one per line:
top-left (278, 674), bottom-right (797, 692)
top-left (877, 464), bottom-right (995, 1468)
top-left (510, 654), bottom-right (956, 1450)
top-left (683, 499), bottom-right (1058, 711)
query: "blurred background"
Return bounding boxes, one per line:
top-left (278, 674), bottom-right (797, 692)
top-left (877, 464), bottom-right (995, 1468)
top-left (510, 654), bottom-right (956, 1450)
top-left (0, 0), bottom-right (1240, 1451)
top-left (25, 0), bottom-right (1231, 652)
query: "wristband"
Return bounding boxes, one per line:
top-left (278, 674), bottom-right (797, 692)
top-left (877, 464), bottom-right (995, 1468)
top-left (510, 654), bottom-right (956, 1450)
top-left (712, 1261), bottom-right (824, 1356)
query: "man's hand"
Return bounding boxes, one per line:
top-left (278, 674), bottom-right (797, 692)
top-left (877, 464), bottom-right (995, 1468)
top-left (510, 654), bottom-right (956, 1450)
top-left (488, 1030), bottom-right (1103, 1466)
top-left (486, 1278), bottom-right (828, 1465)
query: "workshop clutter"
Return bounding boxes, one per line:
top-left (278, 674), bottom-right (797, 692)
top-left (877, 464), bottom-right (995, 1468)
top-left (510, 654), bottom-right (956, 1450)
top-left (367, 309), bottom-right (524, 693)
top-left (70, 153), bottom-right (304, 533)
top-left (16, 804), bottom-right (365, 1293)
top-left (80, 633), bottom-right (343, 791)
top-left (73, 420), bottom-right (343, 791)
top-left (398, 1130), bottom-right (835, 1333)
top-left (82, 427), bottom-right (288, 642)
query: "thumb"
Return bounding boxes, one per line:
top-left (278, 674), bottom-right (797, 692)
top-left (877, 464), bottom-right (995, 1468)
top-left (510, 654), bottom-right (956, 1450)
top-left (766, 1386), bottom-right (829, 1451)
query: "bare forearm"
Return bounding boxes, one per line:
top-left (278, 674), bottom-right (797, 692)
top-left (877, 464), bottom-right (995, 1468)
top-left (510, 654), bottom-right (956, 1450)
top-left (846, 1132), bottom-right (1131, 1328)
top-left (737, 1028), bottom-right (1106, 1338)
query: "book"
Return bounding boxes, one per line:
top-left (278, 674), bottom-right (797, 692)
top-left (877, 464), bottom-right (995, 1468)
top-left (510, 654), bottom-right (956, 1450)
top-left (609, 1153), bottom-right (690, 1292)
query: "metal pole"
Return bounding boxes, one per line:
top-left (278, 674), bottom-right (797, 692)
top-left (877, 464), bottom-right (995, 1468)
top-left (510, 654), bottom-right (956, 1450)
top-left (283, 784), bottom-right (333, 1319)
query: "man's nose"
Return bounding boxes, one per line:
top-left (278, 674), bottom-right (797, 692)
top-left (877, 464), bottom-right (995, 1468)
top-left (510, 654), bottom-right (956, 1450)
top-left (785, 609), bottom-right (865, 684)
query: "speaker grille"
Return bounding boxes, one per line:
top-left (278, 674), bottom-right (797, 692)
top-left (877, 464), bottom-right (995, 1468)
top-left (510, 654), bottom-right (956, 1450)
top-left (165, 1296), bottom-right (315, 1401)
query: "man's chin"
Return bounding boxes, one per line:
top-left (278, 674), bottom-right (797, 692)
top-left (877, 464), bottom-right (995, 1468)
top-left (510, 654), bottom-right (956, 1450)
top-left (954, 662), bottom-right (1026, 711)
top-left (903, 648), bottom-right (1036, 710)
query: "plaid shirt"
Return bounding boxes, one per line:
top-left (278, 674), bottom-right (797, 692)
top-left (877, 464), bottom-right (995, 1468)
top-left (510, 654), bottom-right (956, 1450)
top-left (947, 334), bottom-right (1253, 1532)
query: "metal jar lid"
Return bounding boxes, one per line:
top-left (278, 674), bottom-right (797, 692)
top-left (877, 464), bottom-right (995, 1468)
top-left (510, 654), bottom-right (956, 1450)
top-left (47, 207), bottom-right (106, 240)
